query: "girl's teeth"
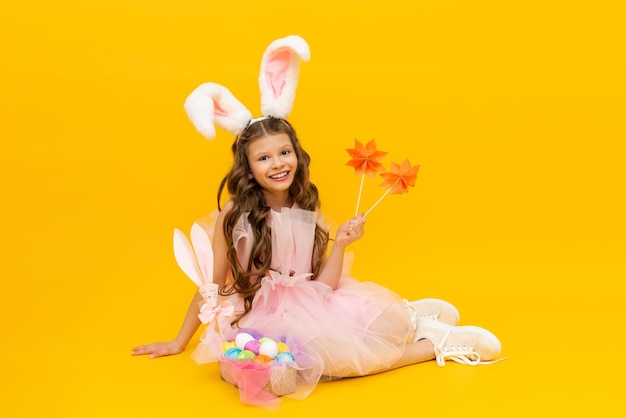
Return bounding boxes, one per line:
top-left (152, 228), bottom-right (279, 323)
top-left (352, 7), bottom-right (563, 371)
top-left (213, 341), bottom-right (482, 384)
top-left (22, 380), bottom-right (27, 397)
top-left (271, 172), bottom-right (287, 179)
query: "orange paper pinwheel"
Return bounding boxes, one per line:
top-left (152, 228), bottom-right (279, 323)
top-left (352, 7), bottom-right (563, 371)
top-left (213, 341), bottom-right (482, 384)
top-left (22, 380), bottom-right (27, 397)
top-left (346, 139), bottom-right (387, 178)
top-left (364, 159), bottom-right (420, 217)
top-left (346, 139), bottom-right (388, 215)
top-left (378, 159), bottom-right (420, 194)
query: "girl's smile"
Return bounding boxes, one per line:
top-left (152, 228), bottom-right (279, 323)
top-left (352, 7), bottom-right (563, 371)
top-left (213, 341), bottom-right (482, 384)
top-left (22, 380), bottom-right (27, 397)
top-left (269, 171), bottom-right (289, 180)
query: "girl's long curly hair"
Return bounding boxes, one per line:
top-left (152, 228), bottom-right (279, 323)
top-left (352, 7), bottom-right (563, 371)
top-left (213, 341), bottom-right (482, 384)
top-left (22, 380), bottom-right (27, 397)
top-left (217, 118), bottom-right (329, 325)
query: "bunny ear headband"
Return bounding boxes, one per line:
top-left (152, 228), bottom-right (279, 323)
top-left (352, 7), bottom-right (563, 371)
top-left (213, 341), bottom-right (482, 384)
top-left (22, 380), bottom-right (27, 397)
top-left (184, 35), bottom-right (310, 140)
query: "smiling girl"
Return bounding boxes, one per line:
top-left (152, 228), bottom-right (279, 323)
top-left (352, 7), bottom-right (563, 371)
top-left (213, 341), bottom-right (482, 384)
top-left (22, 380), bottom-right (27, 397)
top-left (132, 36), bottom-right (503, 405)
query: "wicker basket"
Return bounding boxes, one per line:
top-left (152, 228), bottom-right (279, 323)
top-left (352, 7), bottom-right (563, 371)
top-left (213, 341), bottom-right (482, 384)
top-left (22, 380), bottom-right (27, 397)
top-left (219, 359), bottom-right (297, 397)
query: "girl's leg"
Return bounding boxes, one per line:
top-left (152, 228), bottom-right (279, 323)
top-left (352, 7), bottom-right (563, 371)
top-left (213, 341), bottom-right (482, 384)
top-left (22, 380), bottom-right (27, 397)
top-left (358, 340), bottom-right (435, 376)
top-left (357, 311), bottom-right (436, 375)
top-left (365, 319), bottom-right (505, 374)
top-left (389, 339), bottom-right (436, 369)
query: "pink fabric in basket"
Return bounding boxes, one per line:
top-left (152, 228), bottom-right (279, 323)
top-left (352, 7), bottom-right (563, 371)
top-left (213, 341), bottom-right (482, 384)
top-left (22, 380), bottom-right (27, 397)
top-left (227, 359), bottom-right (278, 408)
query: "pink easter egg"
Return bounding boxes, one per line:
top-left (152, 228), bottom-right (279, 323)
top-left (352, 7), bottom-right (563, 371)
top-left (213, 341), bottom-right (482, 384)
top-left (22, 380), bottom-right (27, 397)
top-left (244, 339), bottom-right (261, 355)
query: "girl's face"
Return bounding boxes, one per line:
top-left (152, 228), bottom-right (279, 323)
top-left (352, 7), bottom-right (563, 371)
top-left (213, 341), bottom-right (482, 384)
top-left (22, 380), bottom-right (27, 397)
top-left (246, 133), bottom-right (298, 199)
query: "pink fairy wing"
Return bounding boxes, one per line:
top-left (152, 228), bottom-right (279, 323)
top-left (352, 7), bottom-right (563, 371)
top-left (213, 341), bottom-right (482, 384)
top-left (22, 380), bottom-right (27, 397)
top-left (173, 228), bottom-right (203, 287)
top-left (190, 223), bottom-right (214, 285)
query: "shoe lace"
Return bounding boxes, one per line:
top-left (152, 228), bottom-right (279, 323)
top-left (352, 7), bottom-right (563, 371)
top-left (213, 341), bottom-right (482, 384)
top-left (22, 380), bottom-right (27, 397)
top-left (403, 299), bottom-right (439, 328)
top-left (434, 327), bottom-right (506, 367)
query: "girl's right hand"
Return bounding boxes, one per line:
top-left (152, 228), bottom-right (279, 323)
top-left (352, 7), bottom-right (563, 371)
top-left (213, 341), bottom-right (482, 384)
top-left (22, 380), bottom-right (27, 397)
top-left (334, 215), bottom-right (366, 249)
top-left (131, 340), bottom-right (184, 359)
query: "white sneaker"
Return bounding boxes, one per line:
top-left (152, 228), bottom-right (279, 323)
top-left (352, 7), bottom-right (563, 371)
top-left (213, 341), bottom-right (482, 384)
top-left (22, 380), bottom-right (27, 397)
top-left (403, 298), bottom-right (460, 326)
top-left (415, 318), bottom-right (503, 366)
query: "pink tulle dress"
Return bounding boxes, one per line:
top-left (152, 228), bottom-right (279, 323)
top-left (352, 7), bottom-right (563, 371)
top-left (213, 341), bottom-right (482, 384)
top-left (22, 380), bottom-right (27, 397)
top-left (192, 207), bottom-right (413, 401)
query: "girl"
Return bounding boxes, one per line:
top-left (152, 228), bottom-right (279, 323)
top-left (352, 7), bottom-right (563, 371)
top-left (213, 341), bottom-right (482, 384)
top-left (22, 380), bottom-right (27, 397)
top-left (132, 117), bottom-right (503, 379)
top-left (133, 35), bottom-right (503, 404)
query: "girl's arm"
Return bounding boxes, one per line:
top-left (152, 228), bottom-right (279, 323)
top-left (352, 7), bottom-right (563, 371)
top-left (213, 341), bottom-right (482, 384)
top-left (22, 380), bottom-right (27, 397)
top-left (131, 291), bottom-right (204, 358)
top-left (132, 202), bottom-right (233, 358)
top-left (314, 215), bottom-right (365, 290)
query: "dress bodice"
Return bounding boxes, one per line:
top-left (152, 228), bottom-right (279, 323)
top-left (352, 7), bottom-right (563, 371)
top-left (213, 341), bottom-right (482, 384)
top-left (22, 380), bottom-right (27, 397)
top-left (233, 207), bottom-right (320, 279)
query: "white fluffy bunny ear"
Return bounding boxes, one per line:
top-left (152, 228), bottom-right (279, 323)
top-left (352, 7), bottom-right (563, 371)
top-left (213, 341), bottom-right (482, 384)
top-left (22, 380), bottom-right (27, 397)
top-left (184, 82), bottom-right (252, 139)
top-left (259, 35), bottom-right (310, 119)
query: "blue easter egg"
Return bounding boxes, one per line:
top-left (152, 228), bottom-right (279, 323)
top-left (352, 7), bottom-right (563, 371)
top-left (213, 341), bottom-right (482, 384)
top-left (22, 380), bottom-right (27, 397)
top-left (275, 352), bottom-right (295, 365)
top-left (224, 347), bottom-right (242, 359)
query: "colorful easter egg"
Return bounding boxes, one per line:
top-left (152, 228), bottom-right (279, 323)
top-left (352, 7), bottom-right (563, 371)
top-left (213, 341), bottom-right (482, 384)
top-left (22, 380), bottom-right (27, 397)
top-left (244, 340), bottom-right (261, 355)
top-left (259, 340), bottom-right (279, 359)
top-left (235, 332), bottom-right (255, 350)
top-left (222, 341), bottom-right (236, 352)
top-left (254, 354), bottom-right (272, 364)
top-left (276, 342), bottom-right (290, 354)
top-left (258, 337), bottom-right (274, 344)
top-left (237, 349), bottom-right (256, 361)
top-left (224, 348), bottom-right (241, 359)
top-left (275, 352), bottom-right (295, 365)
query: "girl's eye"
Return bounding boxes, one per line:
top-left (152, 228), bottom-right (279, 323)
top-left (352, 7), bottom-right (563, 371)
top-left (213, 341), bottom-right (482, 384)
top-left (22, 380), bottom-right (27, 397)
top-left (259, 156), bottom-right (269, 161)
top-left (281, 150), bottom-right (291, 155)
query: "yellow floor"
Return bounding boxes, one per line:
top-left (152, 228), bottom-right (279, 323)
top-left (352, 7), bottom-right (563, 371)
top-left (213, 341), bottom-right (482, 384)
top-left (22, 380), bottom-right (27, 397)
top-left (1, 1), bottom-right (625, 417)
top-left (1, 251), bottom-right (624, 417)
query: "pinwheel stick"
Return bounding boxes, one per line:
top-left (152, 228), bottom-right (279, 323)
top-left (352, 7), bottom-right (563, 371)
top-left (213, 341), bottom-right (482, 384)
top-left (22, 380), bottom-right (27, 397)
top-left (363, 178), bottom-right (399, 217)
top-left (355, 173), bottom-right (366, 216)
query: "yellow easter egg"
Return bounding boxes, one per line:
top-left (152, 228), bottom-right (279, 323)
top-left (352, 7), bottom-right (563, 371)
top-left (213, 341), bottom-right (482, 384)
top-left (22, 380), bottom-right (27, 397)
top-left (222, 341), bottom-right (236, 352)
top-left (276, 342), bottom-right (290, 354)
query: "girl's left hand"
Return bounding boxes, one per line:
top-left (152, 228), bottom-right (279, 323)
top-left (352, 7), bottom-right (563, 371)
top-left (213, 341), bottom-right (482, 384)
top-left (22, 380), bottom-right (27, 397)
top-left (131, 340), bottom-right (184, 359)
top-left (334, 215), bottom-right (365, 249)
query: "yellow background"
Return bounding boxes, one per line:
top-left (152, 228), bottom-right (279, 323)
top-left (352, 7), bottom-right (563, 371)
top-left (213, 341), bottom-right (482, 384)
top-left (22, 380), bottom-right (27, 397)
top-left (1, 0), bottom-right (624, 416)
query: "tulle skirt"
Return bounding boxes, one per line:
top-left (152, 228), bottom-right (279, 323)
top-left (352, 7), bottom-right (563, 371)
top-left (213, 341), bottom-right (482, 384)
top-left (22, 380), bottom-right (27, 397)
top-left (192, 271), bottom-right (414, 391)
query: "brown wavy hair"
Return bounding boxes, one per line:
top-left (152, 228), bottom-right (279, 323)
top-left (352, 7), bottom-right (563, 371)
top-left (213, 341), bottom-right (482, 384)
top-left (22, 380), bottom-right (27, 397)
top-left (217, 118), bottom-right (329, 325)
